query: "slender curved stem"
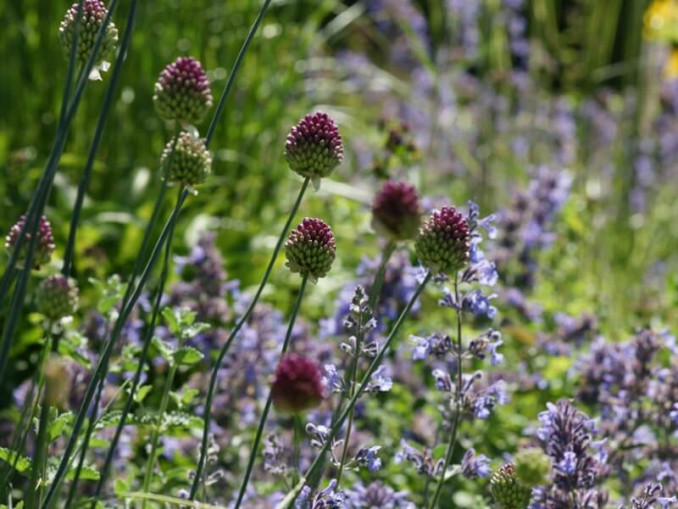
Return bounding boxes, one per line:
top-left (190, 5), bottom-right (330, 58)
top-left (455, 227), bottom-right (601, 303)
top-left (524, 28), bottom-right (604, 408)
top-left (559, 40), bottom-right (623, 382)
top-left (277, 273), bottom-right (432, 509)
top-left (42, 189), bottom-right (189, 509)
top-left (428, 274), bottom-right (463, 509)
top-left (26, 401), bottom-right (51, 508)
top-left (335, 241), bottom-right (396, 485)
top-left (62, 0), bottom-right (140, 276)
top-left (0, 0), bottom-right (123, 387)
top-left (140, 191), bottom-right (184, 506)
top-left (189, 178), bottom-right (309, 500)
top-left (204, 0), bottom-right (273, 148)
top-left (234, 275), bottom-right (309, 508)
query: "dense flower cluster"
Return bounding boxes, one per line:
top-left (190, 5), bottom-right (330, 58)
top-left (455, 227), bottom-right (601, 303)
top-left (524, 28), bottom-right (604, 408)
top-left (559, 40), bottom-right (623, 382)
top-left (285, 112), bottom-right (343, 184)
top-left (160, 132), bottom-right (212, 187)
top-left (5, 215), bottom-right (55, 269)
top-left (415, 205), bottom-right (470, 275)
top-left (285, 218), bottom-right (336, 282)
top-left (36, 275), bottom-right (79, 321)
top-left (271, 354), bottom-right (324, 414)
top-left (153, 57), bottom-right (213, 125)
top-left (371, 180), bottom-right (422, 242)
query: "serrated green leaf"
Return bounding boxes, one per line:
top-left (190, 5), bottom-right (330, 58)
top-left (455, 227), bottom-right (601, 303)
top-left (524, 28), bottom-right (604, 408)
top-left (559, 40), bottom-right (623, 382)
top-left (66, 464), bottom-right (100, 481)
top-left (114, 477), bottom-right (130, 495)
top-left (162, 307), bottom-right (182, 336)
top-left (172, 346), bottom-right (204, 366)
top-left (0, 448), bottom-right (32, 475)
top-left (152, 335), bottom-right (175, 363)
top-left (134, 385), bottom-right (152, 403)
top-left (48, 412), bottom-right (74, 442)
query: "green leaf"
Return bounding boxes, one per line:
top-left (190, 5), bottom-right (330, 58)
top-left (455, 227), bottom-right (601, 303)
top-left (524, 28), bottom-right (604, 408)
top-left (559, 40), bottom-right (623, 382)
top-left (66, 464), bottom-right (100, 481)
top-left (172, 346), bottom-right (204, 366)
top-left (0, 448), bottom-right (32, 475)
top-left (48, 411), bottom-right (74, 442)
top-left (162, 307), bottom-right (182, 336)
top-left (134, 385), bottom-right (152, 403)
top-left (152, 335), bottom-right (175, 363)
top-left (114, 477), bottom-right (130, 495)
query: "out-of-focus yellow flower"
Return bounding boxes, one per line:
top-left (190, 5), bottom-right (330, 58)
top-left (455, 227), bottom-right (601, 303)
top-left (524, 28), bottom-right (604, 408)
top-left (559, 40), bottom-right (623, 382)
top-left (645, 0), bottom-right (678, 42)
top-left (666, 46), bottom-right (678, 78)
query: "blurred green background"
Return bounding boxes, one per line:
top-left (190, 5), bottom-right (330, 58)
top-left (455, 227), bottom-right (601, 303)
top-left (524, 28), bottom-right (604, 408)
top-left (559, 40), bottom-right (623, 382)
top-left (1, 0), bottom-right (678, 337)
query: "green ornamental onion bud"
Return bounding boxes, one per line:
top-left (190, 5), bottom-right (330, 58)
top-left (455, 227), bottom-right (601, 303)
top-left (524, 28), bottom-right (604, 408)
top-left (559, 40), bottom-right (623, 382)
top-left (490, 464), bottom-right (533, 509)
top-left (5, 215), bottom-right (56, 270)
top-left (284, 218), bottom-right (336, 283)
top-left (58, 0), bottom-right (119, 76)
top-left (153, 57), bottom-right (213, 125)
top-left (415, 206), bottom-right (470, 275)
top-left (36, 275), bottom-right (79, 321)
top-left (160, 131), bottom-right (212, 188)
top-left (285, 112), bottom-right (343, 186)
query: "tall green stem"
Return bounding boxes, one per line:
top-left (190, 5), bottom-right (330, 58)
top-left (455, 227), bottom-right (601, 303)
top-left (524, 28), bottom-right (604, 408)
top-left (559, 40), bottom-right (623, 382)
top-left (189, 178), bottom-right (309, 500)
top-left (25, 401), bottom-right (51, 509)
top-left (233, 275), bottom-right (309, 508)
top-left (277, 273), bottom-right (432, 509)
top-left (42, 189), bottom-right (188, 509)
top-left (428, 274), bottom-right (463, 509)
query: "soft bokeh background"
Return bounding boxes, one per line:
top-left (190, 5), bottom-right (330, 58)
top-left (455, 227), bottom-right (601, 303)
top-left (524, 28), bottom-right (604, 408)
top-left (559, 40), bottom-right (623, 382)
top-left (2, 1), bottom-right (678, 504)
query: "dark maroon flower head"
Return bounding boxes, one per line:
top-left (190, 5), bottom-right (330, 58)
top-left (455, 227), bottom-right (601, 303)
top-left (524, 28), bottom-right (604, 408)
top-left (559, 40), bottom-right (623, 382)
top-left (415, 206), bottom-right (470, 275)
top-left (285, 112), bottom-right (343, 183)
top-left (285, 218), bottom-right (336, 282)
top-left (271, 354), bottom-right (324, 414)
top-left (5, 215), bottom-right (55, 270)
top-left (58, 0), bottom-right (119, 68)
top-left (153, 57), bottom-right (213, 125)
top-left (37, 275), bottom-right (79, 321)
top-left (371, 180), bottom-right (422, 242)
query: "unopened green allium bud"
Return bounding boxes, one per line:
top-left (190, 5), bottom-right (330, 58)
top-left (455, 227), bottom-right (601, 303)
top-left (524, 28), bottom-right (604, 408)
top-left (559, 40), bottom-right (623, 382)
top-left (37, 275), bottom-right (79, 321)
top-left (5, 215), bottom-right (55, 270)
top-left (490, 464), bottom-right (532, 509)
top-left (58, 0), bottom-right (118, 76)
top-left (514, 448), bottom-right (551, 487)
top-left (285, 112), bottom-right (343, 185)
top-left (160, 132), bottom-right (212, 187)
top-left (415, 206), bottom-right (470, 275)
top-left (153, 57), bottom-right (213, 125)
top-left (285, 218), bottom-right (336, 282)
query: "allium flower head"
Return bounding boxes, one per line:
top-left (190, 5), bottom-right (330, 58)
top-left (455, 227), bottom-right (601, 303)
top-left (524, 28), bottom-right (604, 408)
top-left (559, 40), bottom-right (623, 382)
top-left (271, 354), bottom-right (324, 414)
top-left (5, 215), bottom-right (55, 270)
top-left (415, 206), bottom-right (470, 275)
top-left (160, 132), bottom-right (212, 187)
top-left (285, 112), bottom-right (343, 185)
top-left (490, 464), bottom-right (532, 509)
top-left (153, 57), bottom-right (213, 125)
top-left (37, 275), bottom-right (79, 321)
top-left (58, 0), bottom-right (118, 76)
top-left (371, 180), bottom-right (422, 242)
top-left (285, 218), bottom-right (336, 282)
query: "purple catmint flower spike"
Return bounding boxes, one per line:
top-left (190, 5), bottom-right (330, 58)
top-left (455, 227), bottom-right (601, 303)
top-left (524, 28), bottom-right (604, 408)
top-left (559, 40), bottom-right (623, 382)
top-left (415, 206), bottom-right (470, 275)
top-left (153, 57), bottom-right (213, 125)
top-left (271, 354), bottom-right (324, 414)
top-left (285, 111), bottom-right (343, 188)
top-left (160, 132), bottom-right (212, 188)
top-left (371, 180), bottom-right (422, 242)
top-left (58, 0), bottom-right (119, 79)
top-left (36, 275), bottom-right (79, 321)
top-left (5, 215), bottom-right (55, 270)
top-left (284, 218), bottom-right (336, 283)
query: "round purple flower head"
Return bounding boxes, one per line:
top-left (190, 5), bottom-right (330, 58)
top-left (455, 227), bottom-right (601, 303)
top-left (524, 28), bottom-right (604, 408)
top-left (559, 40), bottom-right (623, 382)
top-left (58, 0), bottom-right (119, 69)
top-left (285, 112), bottom-right (343, 184)
top-left (5, 215), bottom-right (56, 270)
top-left (37, 275), bottom-right (79, 321)
top-left (271, 354), bottom-right (324, 414)
top-left (371, 180), bottom-right (422, 242)
top-left (415, 206), bottom-right (470, 275)
top-left (160, 132), bottom-right (212, 187)
top-left (153, 57), bottom-right (213, 125)
top-left (285, 218), bottom-right (336, 282)
top-left (490, 464), bottom-right (533, 509)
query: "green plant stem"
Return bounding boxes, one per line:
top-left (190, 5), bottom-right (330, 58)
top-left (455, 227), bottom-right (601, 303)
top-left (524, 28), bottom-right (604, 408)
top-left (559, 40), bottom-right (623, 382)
top-left (42, 188), bottom-right (188, 509)
top-left (234, 274), bottom-right (310, 508)
top-left (308, 242), bottom-right (396, 489)
top-left (428, 274), bottom-right (463, 509)
top-left (189, 177), bottom-right (310, 500)
top-left (292, 414), bottom-right (304, 474)
top-left (0, 0), bottom-right (122, 388)
top-left (277, 272), bottom-right (431, 509)
top-left (140, 193), bottom-right (184, 506)
top-left (62, 0), bottom-right (140, 276)
top-left (25, 401), bottom-right (51, 509)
